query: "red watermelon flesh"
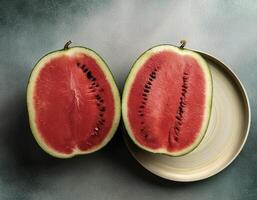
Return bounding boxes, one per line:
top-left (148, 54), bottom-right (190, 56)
top-left (122, 45), bottom-right (212, 156)
top-left (27, 46), bottom-right (120, 158)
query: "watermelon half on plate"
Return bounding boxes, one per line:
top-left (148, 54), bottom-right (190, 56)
top-left (122, 41), bottom-right (212, 156)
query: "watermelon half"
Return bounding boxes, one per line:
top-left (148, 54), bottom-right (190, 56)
top-left (27, 42), bottom-right (120, 158)
top-left (122, 43), bottom-right (212, 156)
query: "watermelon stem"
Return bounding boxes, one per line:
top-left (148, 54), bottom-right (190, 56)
top-left (64, 41), bottom-right (72, 50)
top-left (179, 40), bottom-right (186, 49)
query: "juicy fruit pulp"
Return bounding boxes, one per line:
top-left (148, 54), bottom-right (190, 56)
top-left (27, 45), bottom-right (120, 158)
top-left (122, 44), bottom-right (212, 156)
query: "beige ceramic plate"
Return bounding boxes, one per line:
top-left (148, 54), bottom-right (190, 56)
top-left (124, 51), bottom-right (251, 182)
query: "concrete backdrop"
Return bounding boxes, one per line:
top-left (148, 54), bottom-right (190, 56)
top-left (0, 1), bottom-right (256, 199)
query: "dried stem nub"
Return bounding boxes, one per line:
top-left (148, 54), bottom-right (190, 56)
top-left (64, 40), bottom-right (72, 50)
top-left (180, 40), bottom-right (186, 49)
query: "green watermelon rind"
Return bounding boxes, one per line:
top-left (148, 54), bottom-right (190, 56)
top-left (27, 46), bottom-right (121, 158)
top-left (122, 44), bottom-right (213, 157)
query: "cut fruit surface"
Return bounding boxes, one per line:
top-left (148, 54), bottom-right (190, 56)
top-left (122, 44), bottom-right (212, 156)
top-left (27, 44), bottom-right (120, 158)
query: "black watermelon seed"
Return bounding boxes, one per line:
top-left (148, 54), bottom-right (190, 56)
top-left (143, 97), bottom-right (148, 101)
top-left (182, 84), bottom-right (188, 89)
top-left (87, 71), bottom-right (93, 79)
top-left (99, 99), bottom-right (104, 103)
top-left (176, 116), bottom-right (181, 121)
top-left (150, 74), bottom-right (156, 79)
top-left (83, 68), bottom-right (88, 72)
top-left (92, 82), bottom-right (96, 86)
top-left (145, 84), bottom-right (151, 89)
top-left (142, 93), bottom-right (147, 97)
top-left (92, 77), bottom-right (96, 81)
top-left (149, 78), bottom-right (153, 81)
top-left (96, 94), bottom-right (101, 99)
top-left (147, 81), bottom-right (152, 85)
top-left (175, 127), bottom-right (179, 134)
top-left (152, 71), bottom-right (156, 75)
top-left (97, 103), bottom-right (100, 107)
top-left (77, 62), bottom-right (80, 67)
top-left (140, 113), bottom-right (144, 116)
top-left (177, 121), bottom-right (182, 126)
top-left (144, 89), bottom-right (150, 93)
top-left (99, 113), bottom-right (103, 117)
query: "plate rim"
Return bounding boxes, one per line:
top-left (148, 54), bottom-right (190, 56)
top-left (123, 50), bottom-right (251, 182)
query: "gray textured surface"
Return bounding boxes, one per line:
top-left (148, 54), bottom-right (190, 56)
top-left (0, 0), bottom-right (256, 199)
